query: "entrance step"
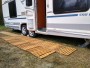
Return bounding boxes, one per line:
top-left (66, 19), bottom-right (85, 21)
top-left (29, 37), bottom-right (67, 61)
top-left (38, 28), bottom-right (46, 32)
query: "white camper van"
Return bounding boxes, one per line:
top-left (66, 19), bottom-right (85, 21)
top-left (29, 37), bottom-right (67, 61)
top-left (2, 0), bottom-right (90, 46)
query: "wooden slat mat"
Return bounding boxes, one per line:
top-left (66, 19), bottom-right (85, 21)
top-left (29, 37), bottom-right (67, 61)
top-left (32, 42), bottom-right (60, 51)
top-left (0, 33), bottom-right (9, 38)
top-left (27, 46), bottom-right (55, 58)
top-left (16, 42), bottom-right (39, 50)
top-left (56, 46), bottom-right (76, 56)
top-left (2, 36), bottom-right (20, 41)
top-left (1, 32), bottom-right (77, 58)
top-left (0, 31), bottom-right (19, 36)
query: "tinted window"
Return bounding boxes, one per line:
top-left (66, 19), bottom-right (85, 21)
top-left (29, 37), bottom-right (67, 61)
top-left (53, 0), bottom-right (89, 14)
top-left (8, 0), bottom-right (17, 18)
top-left (26, 0), bottom-right (32, 6)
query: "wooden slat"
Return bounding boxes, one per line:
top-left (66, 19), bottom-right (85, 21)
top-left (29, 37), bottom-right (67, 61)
top-left (17, 42), bottom-right (39, 50)
top-left (56, 46), bottom-right (76, 56)
top-left (1, 32), bottom-right (77, 58)
top-left (0, 33), bottom-right (8, 38)
top-left (2, 36), bottom-right (16, 40)
top-left (0, 31), bottom-right (19, 36)
top-left (31, 42), bottom-right (60, 51)
top-left (27, 46), bottom-right (55, 58)
top-left (7, 39), bottom-right (23, 43)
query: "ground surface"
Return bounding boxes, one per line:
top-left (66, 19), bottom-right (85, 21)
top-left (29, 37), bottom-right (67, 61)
top-left (0, 25), bottom-right (90, 68)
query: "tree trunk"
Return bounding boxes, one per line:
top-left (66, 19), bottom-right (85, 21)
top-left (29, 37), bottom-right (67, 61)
top-left (0, 0), bottom-right (4, 25)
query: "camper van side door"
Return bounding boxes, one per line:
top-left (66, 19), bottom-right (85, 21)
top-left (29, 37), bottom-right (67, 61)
top-left (26, 0), bottom-right (36, 31)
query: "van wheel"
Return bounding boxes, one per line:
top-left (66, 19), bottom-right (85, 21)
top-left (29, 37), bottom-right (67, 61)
top-left (29, 31), bottom-right (37, 38)
top-left (21, 25), bottom-right (28, 36)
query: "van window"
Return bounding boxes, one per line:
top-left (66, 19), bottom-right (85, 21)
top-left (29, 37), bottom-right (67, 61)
top-left (26, 0), bottom-right (32, 6)
top-left (8, 0), bottom-right (17, 18)
top-left (53, 0), bottom-right (89, 14)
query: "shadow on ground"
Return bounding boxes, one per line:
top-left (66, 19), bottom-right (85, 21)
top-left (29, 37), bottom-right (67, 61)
top-left (11, 30), bottom-right (86, 47)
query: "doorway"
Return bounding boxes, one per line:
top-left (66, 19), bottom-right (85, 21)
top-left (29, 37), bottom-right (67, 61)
top-left (37, 0), bottom-right (46, 32)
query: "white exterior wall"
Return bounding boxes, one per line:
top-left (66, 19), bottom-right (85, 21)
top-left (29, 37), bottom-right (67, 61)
top-left (2, 0), bottom-right (90, 39)
top-left (2, 0), bottom-right (28, 30)
top-left (46, 0), bottom-right (90, 39)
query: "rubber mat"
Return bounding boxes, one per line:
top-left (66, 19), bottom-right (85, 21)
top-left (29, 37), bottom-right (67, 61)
top-left (0, 31), bottom-right (77, 58)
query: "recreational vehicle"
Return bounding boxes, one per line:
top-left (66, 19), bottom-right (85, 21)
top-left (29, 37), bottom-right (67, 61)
top-left (2, 0), bottom-right (90, 47)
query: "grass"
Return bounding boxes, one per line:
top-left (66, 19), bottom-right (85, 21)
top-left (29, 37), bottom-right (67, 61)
top-left (0, 25), bottom-right (21, 34)
top-left (0, 25), bottom-right (9, 31)
top-left (0, 26), bottom-right (90, 68)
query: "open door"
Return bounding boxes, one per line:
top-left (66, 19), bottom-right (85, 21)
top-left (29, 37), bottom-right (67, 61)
top-left (27, 0), bottom-right (46, 31)
top-left (37, 0), bottom-right (46, 31)
top-left (26, 0), bottom-right (36, 31)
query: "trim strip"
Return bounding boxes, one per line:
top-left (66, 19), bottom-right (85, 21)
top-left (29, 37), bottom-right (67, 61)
top-left (4, 15), bottom-right (23, 18)
top-left (4, 16), bottom-right (9, 18)
top-left (8, 17), bottom-right (26, 20)
top-left (47, 28), bottom-right (90, 35)
top-left (47, 14), bottom-right (78, 18)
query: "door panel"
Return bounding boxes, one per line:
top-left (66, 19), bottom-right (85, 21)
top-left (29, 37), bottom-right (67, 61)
top-left (27, 0), bottom-right (36, 30)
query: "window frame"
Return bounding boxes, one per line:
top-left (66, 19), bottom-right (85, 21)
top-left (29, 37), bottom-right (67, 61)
top-left (26, 0), bottom-right (32, 6)
top-left (53, 0), bottom-right (89, 14)
top-left (8, 0), bottom-right (17, 18)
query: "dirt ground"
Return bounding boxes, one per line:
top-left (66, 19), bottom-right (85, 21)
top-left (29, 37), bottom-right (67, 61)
top-left (0, 29), bottom-right (90, 68)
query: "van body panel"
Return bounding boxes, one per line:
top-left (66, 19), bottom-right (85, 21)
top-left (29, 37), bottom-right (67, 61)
top-left (2, 0), bottom-right (90, 39)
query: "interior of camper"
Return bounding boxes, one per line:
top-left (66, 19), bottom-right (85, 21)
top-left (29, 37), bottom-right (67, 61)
top-left (37, 0), bottom-right (46, 32)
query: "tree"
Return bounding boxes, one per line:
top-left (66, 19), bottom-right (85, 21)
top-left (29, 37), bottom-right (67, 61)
top-left (0, 0), bottom-right (3, 25)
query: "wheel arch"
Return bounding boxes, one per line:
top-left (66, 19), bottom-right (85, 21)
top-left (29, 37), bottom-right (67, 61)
top-left (21, 23), bottom-right (27, 30)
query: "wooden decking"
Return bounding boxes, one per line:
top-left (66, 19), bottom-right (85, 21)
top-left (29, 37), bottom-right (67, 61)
top-left (0, 32), bottom-right (76, 58)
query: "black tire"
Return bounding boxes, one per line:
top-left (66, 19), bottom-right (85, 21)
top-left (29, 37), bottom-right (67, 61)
top-left (21, 25), bottom-right (28, 36)
top-left (29, 31), bottom-right (37, 38)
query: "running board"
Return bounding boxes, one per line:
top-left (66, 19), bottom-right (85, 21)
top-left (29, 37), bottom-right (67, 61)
top-left (35, 30), bottom-right (47, 35)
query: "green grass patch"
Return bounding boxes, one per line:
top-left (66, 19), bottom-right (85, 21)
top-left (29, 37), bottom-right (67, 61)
top-left (0, 25), bottom-right (9, 31)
